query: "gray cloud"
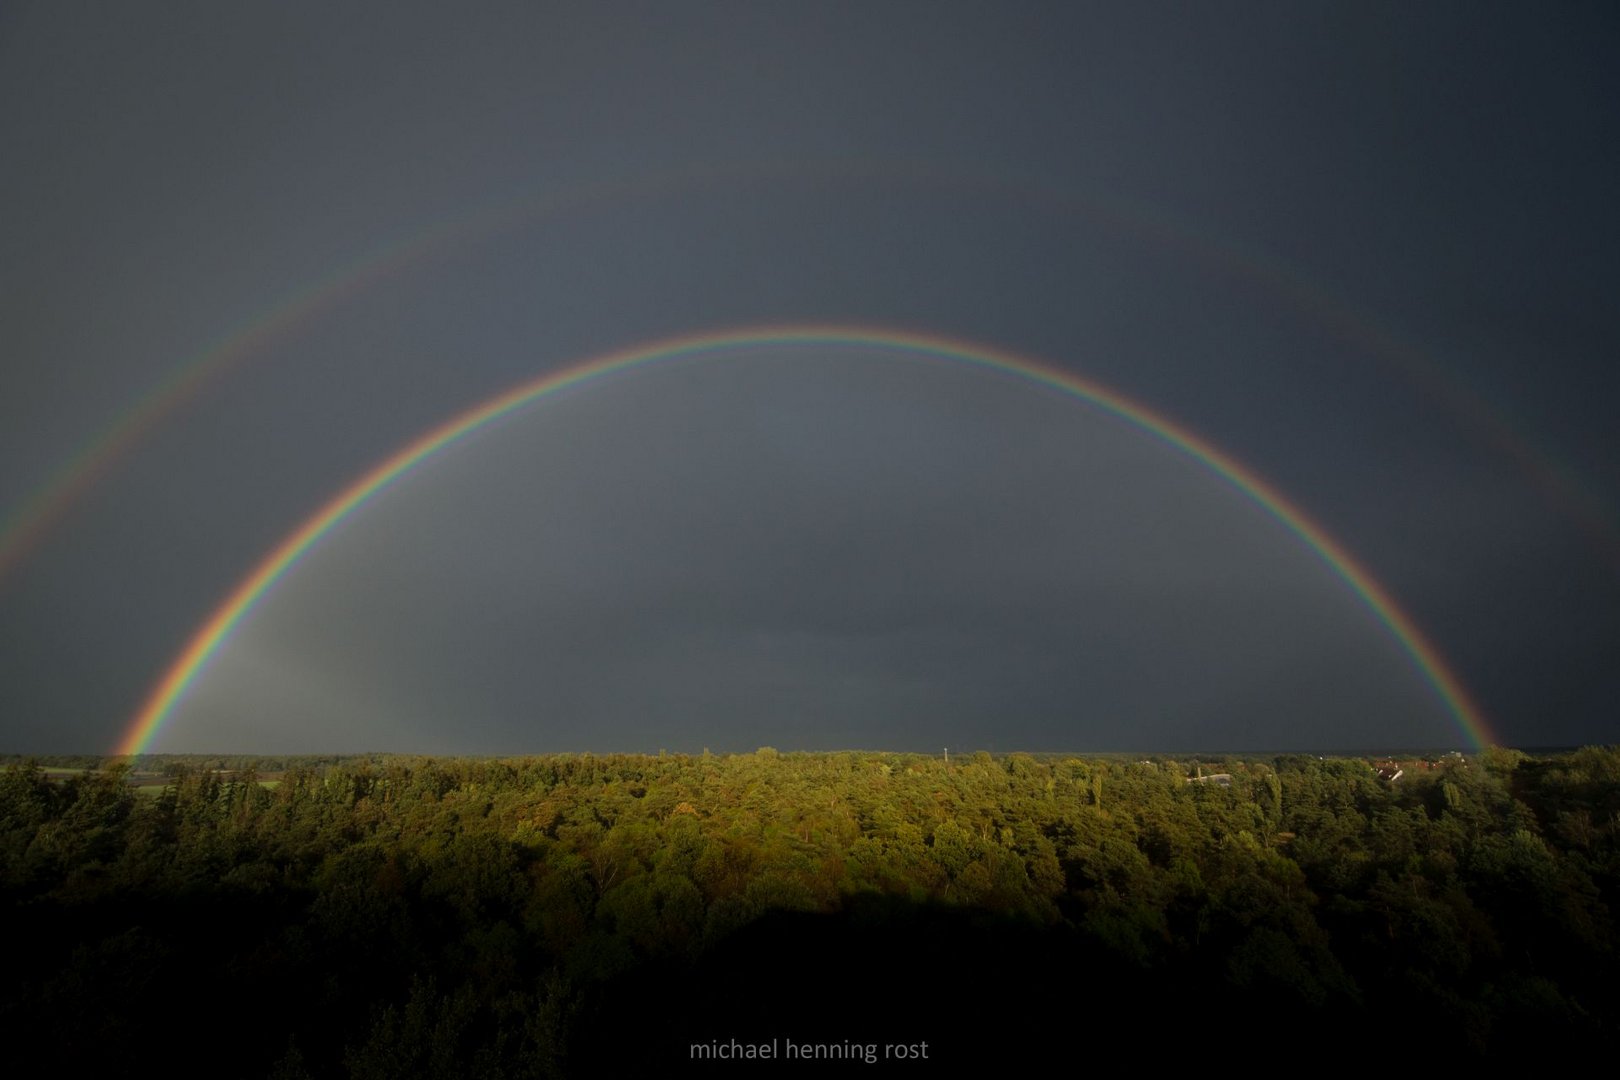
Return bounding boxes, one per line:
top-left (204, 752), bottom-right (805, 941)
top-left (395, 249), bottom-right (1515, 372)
top-left (2, 2), bottom-right (1615, 752)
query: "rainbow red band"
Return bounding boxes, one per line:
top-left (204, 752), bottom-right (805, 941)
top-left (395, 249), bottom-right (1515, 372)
top-left (116, 325), bottom-right (1494, 755)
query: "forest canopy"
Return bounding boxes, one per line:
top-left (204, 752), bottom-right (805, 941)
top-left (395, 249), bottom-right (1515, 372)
top-left (3, 746), bottom-right (1617, 1073)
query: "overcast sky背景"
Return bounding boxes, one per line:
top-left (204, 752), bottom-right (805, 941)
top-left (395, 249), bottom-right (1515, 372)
top-left (2, 1), bottom-right (1616, 754)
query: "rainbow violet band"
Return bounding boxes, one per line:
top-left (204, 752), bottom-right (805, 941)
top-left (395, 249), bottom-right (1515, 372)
top-left (115, 325), bottom-right (1495, 755)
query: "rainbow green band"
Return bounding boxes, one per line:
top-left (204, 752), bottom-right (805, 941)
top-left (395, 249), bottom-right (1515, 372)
top-left (117, 325), bottom-right (1494, 755)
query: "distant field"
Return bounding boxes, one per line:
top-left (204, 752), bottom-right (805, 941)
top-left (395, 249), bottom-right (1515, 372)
top-left (29, 765), bottom-right (281, 793)
top-left (129, 776), bottom-right (283, 794)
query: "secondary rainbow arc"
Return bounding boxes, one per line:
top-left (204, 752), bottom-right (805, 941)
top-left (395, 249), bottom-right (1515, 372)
top-left (116, 325), bottom-right (1495, 755)
top-left (8, 161), bottom-right (1615, 594)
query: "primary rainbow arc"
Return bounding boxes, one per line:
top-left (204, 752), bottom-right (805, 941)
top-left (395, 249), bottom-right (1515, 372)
top-left (116, 325), bottom-right (1495, 755)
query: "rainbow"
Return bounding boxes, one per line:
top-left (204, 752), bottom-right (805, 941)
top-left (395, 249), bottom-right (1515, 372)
top-left (0, 164), bottom-right (744, 586)
top-left (115, 325), bottom-right (1496, 756)
top-left (9, 160), bottom-right (1616, 592)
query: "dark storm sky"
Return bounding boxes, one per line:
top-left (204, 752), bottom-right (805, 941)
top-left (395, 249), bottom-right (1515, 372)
top-left (2, 1), bottom-right (1616, 754)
